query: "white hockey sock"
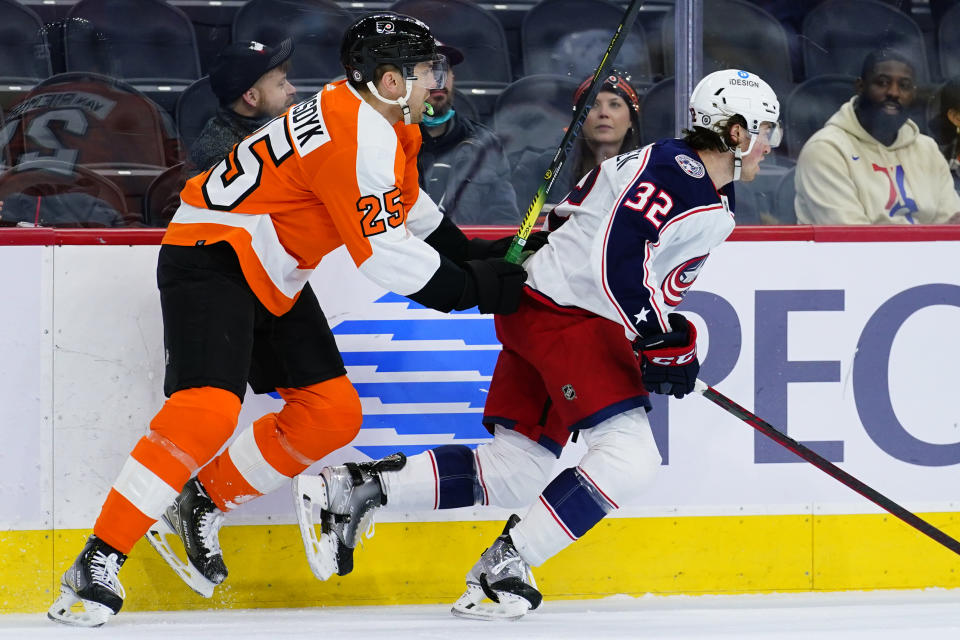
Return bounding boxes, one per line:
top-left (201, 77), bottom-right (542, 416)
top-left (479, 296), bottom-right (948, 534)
top-left (509, 407), bottom-right (661, 567)
top-left (379, 444), bottom-right (484, 510)
top-left (379, 450), bottom-right (439, 510)
top-left (508, 492), bottom-right (577, 567)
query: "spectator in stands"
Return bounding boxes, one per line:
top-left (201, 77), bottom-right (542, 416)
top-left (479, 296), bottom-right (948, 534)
top-left (511, 71), bottom-right (641, 206)
top-left (795, 49), bottom-right (960, 224)
top-left (190, 38), bottom-right (298, 176)
top-left (418, 42), bottom-right (519, 225)
top-left (156, 39), bottom-right (298, 226)
top-left (930, 77), bottom-right (960, 190)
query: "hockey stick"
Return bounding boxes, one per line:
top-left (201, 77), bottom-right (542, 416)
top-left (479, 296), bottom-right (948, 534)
top-left (693, 379), bottom-right (960, 557)
top-left (503, 0), bottom-right (645, 264)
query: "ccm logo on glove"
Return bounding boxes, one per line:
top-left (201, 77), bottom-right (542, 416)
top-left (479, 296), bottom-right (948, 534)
top-left (647, 347), bottom-right (697, 366)
top-left (635, 313), bottom-right (700, 399)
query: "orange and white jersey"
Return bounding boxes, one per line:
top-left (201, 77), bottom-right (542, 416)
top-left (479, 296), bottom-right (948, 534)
top-left (163, 80), bottom-right (444, 315)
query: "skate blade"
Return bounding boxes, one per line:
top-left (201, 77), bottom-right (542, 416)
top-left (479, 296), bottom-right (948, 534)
top-left (451, 583), bottom-right (532, 621)
top-left (143, 515), bottom-right (216, 598)
top-left (292, 474), bottom-right (338, 581)
top-left (47, 584), bottom-right (113, 627)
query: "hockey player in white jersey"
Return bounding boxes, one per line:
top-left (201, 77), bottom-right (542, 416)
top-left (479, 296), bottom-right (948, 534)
top-left (293, 69), bottom-right (782, 619)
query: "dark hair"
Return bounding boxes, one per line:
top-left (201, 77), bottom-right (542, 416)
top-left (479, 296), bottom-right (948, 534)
top-left (681, 114), bottom-right (748, 152)
top-left (931, 77), bottom-right (960, 153)
top-left (860, 48), bottom-right (915, 81)
top-left (569, 82), bottom-right (642, 189)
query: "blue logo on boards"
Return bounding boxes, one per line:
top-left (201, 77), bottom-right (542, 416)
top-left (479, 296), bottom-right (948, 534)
top-left (737, 70), bottom-right (749, 79)
top-left (332, 293), bottom-right (497, 459)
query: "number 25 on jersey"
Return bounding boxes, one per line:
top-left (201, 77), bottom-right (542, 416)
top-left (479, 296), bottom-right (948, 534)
top-left (356, 187), bottom-right (405, 237)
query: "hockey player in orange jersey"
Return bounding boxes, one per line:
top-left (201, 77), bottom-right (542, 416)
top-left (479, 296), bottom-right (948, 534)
top-left (48, 12), bottom-right (535, 627)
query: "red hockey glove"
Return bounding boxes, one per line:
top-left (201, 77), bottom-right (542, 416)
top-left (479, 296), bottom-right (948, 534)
top-left (635, 313), bottom-right (700, 399)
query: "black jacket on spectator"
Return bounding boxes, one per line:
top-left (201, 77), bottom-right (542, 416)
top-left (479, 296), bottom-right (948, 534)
top-left (188, 107), bottom-right (268, 178)
top-left (418, 114), bottom-right (519, 225)
top-left (156, 107), bottom-right (267, 225)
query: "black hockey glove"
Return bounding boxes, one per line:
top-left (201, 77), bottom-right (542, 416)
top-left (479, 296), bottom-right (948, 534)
top-left (456, 258), bottom-right (527, 314)
top-left (635, 313), bottom-right (700, 399)
top-left (467, 231), bottom-right (550, 261)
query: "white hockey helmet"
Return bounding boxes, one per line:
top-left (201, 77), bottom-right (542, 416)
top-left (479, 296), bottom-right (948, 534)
top-left (689, 69), bottom-right (781, 180)
top-left (689, 69), bottom-right (781, 142)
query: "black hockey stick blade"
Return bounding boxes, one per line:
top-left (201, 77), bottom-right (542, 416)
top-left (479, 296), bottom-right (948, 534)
top-left (504, 0), bottom-right (645, 264)
top-left (693, 379), bottom-right (960, 557)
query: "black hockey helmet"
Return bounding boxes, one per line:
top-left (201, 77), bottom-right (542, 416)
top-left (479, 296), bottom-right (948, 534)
top-left (340, 12), bottom-right (437, 85)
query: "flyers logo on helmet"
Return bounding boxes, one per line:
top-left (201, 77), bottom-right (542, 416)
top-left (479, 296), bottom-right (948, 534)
top-left (375, 21), bottom-right (395, 34)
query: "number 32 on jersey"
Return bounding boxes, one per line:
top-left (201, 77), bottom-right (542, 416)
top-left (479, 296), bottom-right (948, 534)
top-left (623, 181), bottom-right (674, 228)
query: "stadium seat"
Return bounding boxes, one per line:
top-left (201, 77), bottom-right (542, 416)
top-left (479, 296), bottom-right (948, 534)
top-left (938, 3), bottom-right (960, 81)
top-left (175, 76), bottom-right (219, 154)
top-left (801, 0), bottom-right (929, 82)
top-left (734, 161), bottom-right (795, 225)
top-left (452, 88), bottom-right (480, 124)
top-left (639, 76), bottom-right (675, 145)
top-left (521, 0), bottom-right (652, 84)
top-left (0, 0), bottom-right (51, 83)
top-left (390, 0), bottom-right (512, 84)
top-left (782, 74), bottom-right (856, 158)
top-left (233, 0), bottom-right (353, 91)
top-left (492, 74), bottom-right (580, 162)
top-left (64, 0), bottom-right (201, 114)
top-left (661, 0), bottom-right (794, 96)
top-left (2, 72), bottom-right (182, 218)
top-left (5, 72), bottom-right (180, 169)
top-left (773, 166), bottom-right (798, 225)
top-left (0, 160), bottom-right (135, 227)
top-left (143, 162), bottom-right (185, 227)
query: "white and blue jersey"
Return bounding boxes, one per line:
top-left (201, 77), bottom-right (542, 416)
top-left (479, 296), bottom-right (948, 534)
top-left (525, 138), bottom-right (735, 339)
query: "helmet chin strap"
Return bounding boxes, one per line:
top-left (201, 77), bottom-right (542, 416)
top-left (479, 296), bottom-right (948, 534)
top-left (366, 78), bottom-right (416, 125)
top-left (731, 132), bottom-right (758, 182)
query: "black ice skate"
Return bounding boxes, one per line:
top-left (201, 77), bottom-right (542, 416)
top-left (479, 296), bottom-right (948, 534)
top-left (47, 535), bottom-right (127, 627)
top-left (144, 477), bottom-right (226, 598)
top-left (293, 453), bottom-right (406, 580)
top-left (452, 514), bottom-right (542, 621)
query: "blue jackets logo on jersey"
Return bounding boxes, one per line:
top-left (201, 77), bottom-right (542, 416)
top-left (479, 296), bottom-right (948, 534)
top-left (675, 154), bottom-right (705, 179)
top-left (662, 255), bottom-right (708, 306)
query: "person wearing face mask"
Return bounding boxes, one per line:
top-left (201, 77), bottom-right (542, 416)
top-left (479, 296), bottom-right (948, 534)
top-left (511, 71), bottom-right (641, 207)
top-left (795, 49), bottom-right (960, 225)
top-left (417, 42), bottom-right (520, 225)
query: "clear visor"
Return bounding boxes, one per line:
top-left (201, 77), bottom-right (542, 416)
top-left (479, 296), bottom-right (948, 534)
top-left (754, 120), bottom-right (783, 148)
top-left (403, 55), bottom-right (448, 90)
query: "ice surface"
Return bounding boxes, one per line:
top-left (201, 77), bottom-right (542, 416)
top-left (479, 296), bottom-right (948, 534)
top-left (4, 589), bottom-right (960, 639)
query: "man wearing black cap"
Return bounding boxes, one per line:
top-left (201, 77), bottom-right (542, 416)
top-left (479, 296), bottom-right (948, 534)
top-left (188, 38), bottom-right (297, 176)
top-left (418, 42), bottom-right (519, 225)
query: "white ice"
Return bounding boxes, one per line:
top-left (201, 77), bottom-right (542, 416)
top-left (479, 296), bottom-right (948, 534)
top-left (3, 589), bottom-right (960, 639)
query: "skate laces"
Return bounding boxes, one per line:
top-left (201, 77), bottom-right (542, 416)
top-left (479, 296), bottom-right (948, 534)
top-left (356, 511), bottom-right (377, 546)
top-left (90, 551), bottom-right (126, 598)
top-left (491, 554), bottom-right (524, 576)
top-left (198, 509), bottom-right (224, 558)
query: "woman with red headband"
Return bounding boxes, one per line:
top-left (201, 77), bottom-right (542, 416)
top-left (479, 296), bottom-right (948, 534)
top-left (514, 70), bottom-right (642, 205)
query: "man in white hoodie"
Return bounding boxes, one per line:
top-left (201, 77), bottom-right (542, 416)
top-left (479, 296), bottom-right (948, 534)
top-left (795, 49), bottom-right (960, 225)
